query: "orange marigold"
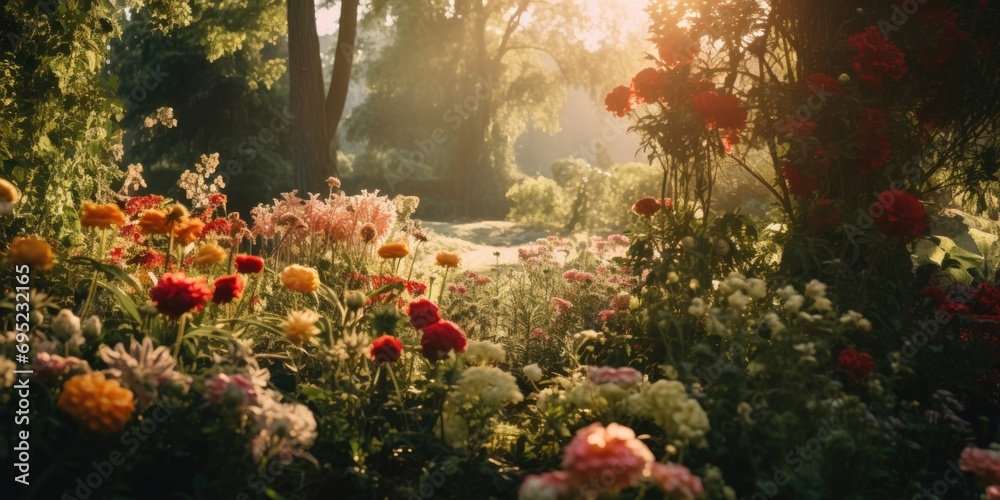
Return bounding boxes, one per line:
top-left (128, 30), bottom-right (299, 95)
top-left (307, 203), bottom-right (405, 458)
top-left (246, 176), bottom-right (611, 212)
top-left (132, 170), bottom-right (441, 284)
top-left (173, 218), bottom-right (205, 245)
top-left (280, 264), bottom-right (320, 293)
top-left (378, 242), bottom-right (410, 259)
top-left (58, 372), bottom-right (135, 433)
top-left (7, 236), bottom-right (55, 271)
top-left (80, 202), bottom-right (126, 229)
top-left (435, 251), bottom-right (461, 268)
top-left (138, 209), bottom-right (170, 235)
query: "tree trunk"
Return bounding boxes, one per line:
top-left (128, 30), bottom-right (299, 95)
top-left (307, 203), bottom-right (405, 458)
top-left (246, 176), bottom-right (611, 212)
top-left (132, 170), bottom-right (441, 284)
top-left (287, 0), bottom-right (331, 192)
top-left (326, 0), bottom-right (359, 176)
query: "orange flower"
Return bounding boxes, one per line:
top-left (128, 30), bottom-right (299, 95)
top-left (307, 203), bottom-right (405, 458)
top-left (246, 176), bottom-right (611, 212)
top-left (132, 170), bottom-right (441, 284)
top-left (280, 264), bottom-right (320, 293)
top-left (6, 236), bottom-right (55, 271)
top-left (138, 209), bottom-right (170, 235)
top-left (435, 251), bottom-right (461, 268)
top-left (80, 202), bottom-right (126, 229)
top-left (378, 242), bottom-right (410, 259)
top-left (172, 218), bottom-right (205, 245)
top-left (193, 243), bottom-right (226, 267)
top-left (57, 372), bottom-right (135, 433)
top-left (0, 178), bottom-right (19, 213)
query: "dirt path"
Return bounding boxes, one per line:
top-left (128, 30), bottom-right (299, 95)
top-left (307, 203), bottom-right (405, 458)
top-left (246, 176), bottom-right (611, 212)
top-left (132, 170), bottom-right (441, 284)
top-left (418, 220), bottom-right (556, 271)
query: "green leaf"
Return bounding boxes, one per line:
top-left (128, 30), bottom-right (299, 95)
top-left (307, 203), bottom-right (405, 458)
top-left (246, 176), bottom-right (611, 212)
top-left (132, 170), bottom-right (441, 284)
top-left (68, 256), bottom-right (142, 291)
top-left (97, 282), bottom-right (142, 324)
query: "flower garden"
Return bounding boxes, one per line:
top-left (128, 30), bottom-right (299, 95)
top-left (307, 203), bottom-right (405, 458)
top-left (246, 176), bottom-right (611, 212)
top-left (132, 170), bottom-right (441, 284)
top-left (3, 0), bottom-right (1000, 499)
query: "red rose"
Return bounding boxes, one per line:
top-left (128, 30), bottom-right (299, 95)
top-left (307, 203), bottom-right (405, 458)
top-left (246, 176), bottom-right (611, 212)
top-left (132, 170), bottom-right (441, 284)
top-left (805, 73), bottom-right (843, 98)
top-left (848, 26), bottom-right (908, 87)
top-left (150, 272), bottom-right (212, 319)
top-left (420, 321), bottom-right (468, 362)
top-left (234, 254), bottom-right (265, 274)
top-left (407, 298), bottom-right (442, 330)
top-left (631, 197), bottom-right (662, 217)
top-left (838, 348), bottom-right (875, 379)
top-left (631, 68), bottom-right (668, 104)
top-left (872, 190), bottom-right (927, 241)
top-left (856, 108), bottom-right (892, 174)
top-left (212, 274), bottom-right (244, 305)
top-left (781, 164), bottom-right (819, 197)
top-left (692, 91), bottom-right (748, 131)
top-left (370, 335), bottom-right (404, 365)
top-left (605, 85), bottom-right (636, 118)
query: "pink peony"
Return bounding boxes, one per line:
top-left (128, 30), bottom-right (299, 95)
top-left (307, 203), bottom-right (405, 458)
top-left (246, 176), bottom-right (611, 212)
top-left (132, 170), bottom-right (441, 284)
top-left (648, 462), bottom-right (704, 499)
top-left (961, 446), bottom-right (1000, 484)
top-left (587, 366), bottom-right (643, 388)
top-left (561, 422), bottom-right (654, 491)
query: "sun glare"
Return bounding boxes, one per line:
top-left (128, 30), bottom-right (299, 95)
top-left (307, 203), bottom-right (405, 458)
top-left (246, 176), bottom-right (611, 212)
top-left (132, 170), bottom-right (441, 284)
top-left (575, 0), bottom-right (652, 51)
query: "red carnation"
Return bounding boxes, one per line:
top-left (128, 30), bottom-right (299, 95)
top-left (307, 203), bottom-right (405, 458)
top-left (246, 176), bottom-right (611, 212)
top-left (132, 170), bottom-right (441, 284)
top-left (781, 164), bottom-right (819, 197)
top-left (212, 274), bottom-right (244, 305)
top-left (370, 335), bottom-right (404, 365)
top-left (872, 190), bottom-right (927, 241)
top-left (631, 68), bottom-right (668, 104)
top-left (407, 298), bottom-right (442, 330)
top-left (631, 197), bottom-right (662, 217)
top-left (692, 91), bottom-right (748, 131)
top-left (838, 348), bottom-right (875, 379)
top-left (420, 321), bottom-right (468, 362)
top-left (605, 85), bottom-right (636, 118)
top-left (234, 254), bottom-right (265, 274)
top-left (856, 108), bottom-right (892, 174)
top-left (150, 272), bottom-right (212, 320)
top-left (848, 26), bottom-right (908, 87)
top-left (805, 73), bottom-right (843, 98)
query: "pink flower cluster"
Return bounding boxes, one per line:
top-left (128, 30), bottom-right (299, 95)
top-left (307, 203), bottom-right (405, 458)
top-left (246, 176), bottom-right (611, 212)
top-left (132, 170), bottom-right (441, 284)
top-left (552, 298), bottom-right (574, 314)
top-left (204, 373), bottom-right (258, 409)
top-left (562, 269), bottom-right (596, 283)
top-left (250, 190), bottom-right (397, 251)
top-left (961, 446), bottom-right (1000, 485)
top-left (587, 366), bottom-right (643, 388)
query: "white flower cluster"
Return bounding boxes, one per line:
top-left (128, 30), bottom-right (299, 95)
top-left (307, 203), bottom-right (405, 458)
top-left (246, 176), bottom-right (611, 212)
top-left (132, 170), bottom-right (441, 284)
top-left (778, 279), bottom-right (833, 322)
top-left (100, 336), bottom-right (192, 409)
top-left (626, 380), bottom-right (710, 447)
top-left (464, 340), bottom-right (506, 365)
top-left (440, 366), bottom-right (523, 447)
top-left (178, 152), bottom-right (225, 208)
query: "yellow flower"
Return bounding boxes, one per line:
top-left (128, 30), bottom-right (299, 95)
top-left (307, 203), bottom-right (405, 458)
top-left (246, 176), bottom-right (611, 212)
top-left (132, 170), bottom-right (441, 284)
top-left (377, 242), bottom-right (410, 259)
top-left (138, 209), bottom-right (170, 235)
top-left (280, 264), bottom-right (320, 293)
top-left (193, 243), bottom-right (227, 267)
top-left (80, 202), bottom-right (126, 229)
top-left (282, 309), bottom-right (321, 345)
top-left (436, 251), bottom-right (461, 268)
top-left (7, 236), bottom-right (55, 271)
top-left (0, 178), bottom-right (19, 213)
top-left (172, 218), bottom-right (205, 246)
top-left (57, 372), bottom-right (135, 433)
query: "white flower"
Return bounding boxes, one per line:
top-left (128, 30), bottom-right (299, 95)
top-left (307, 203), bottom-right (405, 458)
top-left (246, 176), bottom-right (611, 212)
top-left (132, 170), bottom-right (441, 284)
top-left (81, 316), bottom-right (102, 339)
top-left (727, 290), bottom-right (750, 311)
top-left (764, 313), bottom-right (786, 336)
top-left (454, 366), bottom-right (523, 408)
top-left (804, 279), bottom-right (827, 299)
top-left (777, 285), bottom-right (798, 300)
top-left (688, 298), bottom-right (707, 317)
top-left (784, 294), bottom-right (805, 313)
top-left (744, 278), bottom-right (767, 299)
top-left (839, 310), bottom-right (873, 332)
top-left (626, 380), bottom-right (710, 445)
top-left (50, 309), bottom-right (81, 340)
top-left (666, 272), bottom-right (680, 284)
top-left (810, 296), bottom-right (833, 312)
top-left (522, 363), bottom-right (543, 383)
top-left (465, 340), bottom-right (506, 365)
top-left (100, 337), bottom-right (192, 408)
top-left (573, 329), bottom-right (602, 341)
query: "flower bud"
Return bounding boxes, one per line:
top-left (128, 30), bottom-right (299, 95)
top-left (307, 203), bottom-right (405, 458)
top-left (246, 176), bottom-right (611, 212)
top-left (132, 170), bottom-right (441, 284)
top-left (344, 290), bottom-right (367, 311)
top-left (81, 316), bottom-right (102, 339)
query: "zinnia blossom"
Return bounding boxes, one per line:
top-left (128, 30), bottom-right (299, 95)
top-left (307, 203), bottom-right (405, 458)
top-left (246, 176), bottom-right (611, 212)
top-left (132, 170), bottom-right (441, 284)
top-left (848, 26), bottom-right (908, 87)
top-left (138, 209), bottom-right (170, 235)
top-left (605, 85), bottom-right (636, 118)
top-left (377, 241), bottom-right (409, 259)
top-left (173, 218), bottom-right (205, 245)
top-left (80, 202), bottom-right (126, 229)
top-left (872, 190), bottom-right (927, 241)
top-left (6, 236), bottom-right (55, 271)
top-left (212, 274), bottom-right (244, 304)
top-left (561, 422), bottom-right (655, 491)
top-left (280, 264), bottom-right (320, 293)
top-left (370, 335), bottom-right (404, 365)
top-left (631, 197), bottom-right (662, 217)
top-left (234, 254), bottom-right (265, 274)
top-left (57, 372), bottom-right (135, 433)
top-left (420, 320), bottom-right (468, 362)
top-left (281, 310), bottom-right (321, 345)
top-left (435, 251), bottom-right (461, 268)
top-left (124, 195), bottom-right (164, 217)
top-left (960, 446), bottom-right (1000, 484)
top-left (407, 298), bottom-right (442, 330)
top-left (150, 272), bottom-right (212, 319)
top-left (631, 68), bottom-right (667, 104)
top-left (193, 243), bottom-right (227, 267)
top-left (838, 348), bottom-right (875, 379)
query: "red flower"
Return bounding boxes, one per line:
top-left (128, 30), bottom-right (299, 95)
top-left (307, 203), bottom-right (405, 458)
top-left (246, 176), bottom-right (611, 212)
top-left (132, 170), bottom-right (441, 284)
top-left (838, 348), bottom-right (875, 379)
top-left (781, 164), bottom-right (819, 197)
top-left (120, 224), bottom-right (143, 244)
top-left (848, 26), bottom-right (908, 87)
top-left (856, 108), bottom-right (892, 174)
top-left (420, 321), bottom-right (468, 362)
top-left (605, 85), bottom-right (636, 118)
top-left (234, 254), bottom-right (264, 274)
top-left (130, 248), bottom-right (165, 269)
top-left (124, 195), bottom-right (164, 217)
top-left (212, 274), bottom-right (244, 305)
top-left (656, 29), bottom-right (698, 68)
top-left (208, 193), bottom-right (228, 207)
top-left (202, 219), bottom-right (232, 238)
top-left (916, 3), bottom-right (965, 69)
top-left (692, 91), bottom-right (748, 131)
top-left (805, 73), bottom-right (843, 98)
top-left (872, 190), bottom-right (927, 241)
top-left (370, 335), bottom-right (404, 365)
top-left (631, 68), bottom-right (668, 104)
top-left (407, 298), bottom-right (442, 330)
top-left (150, 272), bottom-right (212, 319)
top-left (631, 197), bottom-right (662, 217)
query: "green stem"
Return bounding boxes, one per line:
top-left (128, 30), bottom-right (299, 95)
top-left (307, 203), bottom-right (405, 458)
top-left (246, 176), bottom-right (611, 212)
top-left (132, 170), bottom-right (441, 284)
top-left (386, 363), bottom-right (410, 431)
top-left (173, 315), bottom-right (187, 361)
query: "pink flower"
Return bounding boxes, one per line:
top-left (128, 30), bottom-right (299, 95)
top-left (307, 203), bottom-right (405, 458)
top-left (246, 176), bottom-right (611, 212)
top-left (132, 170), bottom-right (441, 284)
top-left (610, 293), bottom-right (631, 312)
top-left (598, 309), bottom-right (617, 322)
top-left (519, 471), bottom-right (572, 499)
top-left (961, 446), bottom-right (1000, 484)
top-left (530, 328), bottom-right (549, 340)
top-left (34, 352), bottom-right (91, 381)
top-left (561, 422), bottom-right (655, 491)
top-left (587, 366), bottom-right (643, 388)
top-left (204, 373), bottom-right (257, 409)
top-left (648, 462), bottom-right (704, 499)
top-left (552, 298), bottom-right (574, 314)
